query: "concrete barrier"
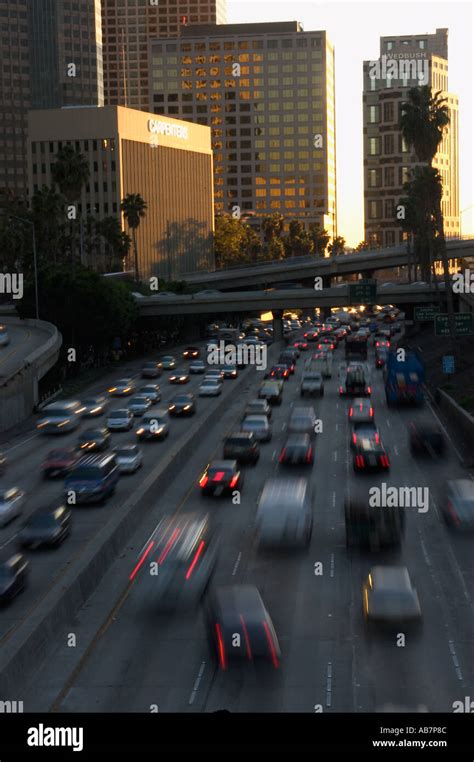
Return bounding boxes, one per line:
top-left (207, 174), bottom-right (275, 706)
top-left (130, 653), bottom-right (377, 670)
top-left (434, 388), bottom-right (474, 467)
top-left (0, 343), bottom-right (282, 697)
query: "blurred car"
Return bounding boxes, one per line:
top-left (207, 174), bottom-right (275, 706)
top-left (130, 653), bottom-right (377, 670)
top-left (141, 361), bottom-right (162, 379)
top-left (349, 398), bottom-right (374, 423)
top-left (108, 378), bottom-right (135, 397)
top-left (131, 512), bottom-right (218, 609)
top-left (265, 364), bottom-right (290, 381)
top-left (288, 407), bottom-right (316, 437)
top-left (0, 553), bottom-right (28, 603)
top-left (136, 410), bottom-right (170, 440)
top-left (243, 398), bottom-right (271, 420)
top-left (345, 490), bottom-right (404, 550)
top-left (363, 566), bottom-right (422, 627)
top-left (258, 380), bottom-right (283, 405)
top-left (317, 338), bottom-right (336, 351)
top-left (113, 444), bottom-right (143, 474)
top-left (375, 347), bottom-right (389, 369)
top-left (292, 340), bottom-right (308, 351)
top-left (78, 427), bottom-right (110, 452)
top-left (199, 460), bottom-right (243, 496)
top-left (189, 360), bottom-right (206, 374)
top-left (0, 324), bottom-right (10, 347)
top-left (0, 452), bottom-right (6, 475)
top-left (443, 479), bottom-right (474, 530)
top-left (256, 477), bottom-right (313, 548)
top-left (304, 330), bottom-right (319, 342)
top-left (353, 439), bottom-right (390, 472)
top-left (127, 396), bottom-right (152, 417)
top-left (81, 396), bottom-right (109, 418)
top-left (199, 378), bottom-right (222, 397)
top-left (241, 415), bottom-right (272, 442)
top-left (36, 401), bottom-right (84, 434)
top-left (64, 453), bottom-right (119, 504)
top-left (278, 351), bottom-right (297, 373)
top-left (183, 346), bottom-right (200, 359)
top-left (139, 384), bottom-right (161, 404)
top-left (223, 432), bottom-right (260, 465)
top-left (204, 368), bottom-right (225, 381)
top-left (206, 585), bottom-right (281, 669)
top-left (169, 369), bottom-right (190, 384)
top-left (18, 504), bottom-right (71, 549)
top-left (168, 393), bottom-right (196, 416)
top-left (278, 434), bottom-right (313, 466)
top-left (409, 422), bottom-right (445, 457)
top-left (42, 448), bottom-right (79, 478)
top-left (375, 339), bottom-right (391, 351)
top-left (300, 371), bottom-right (324, 397)
top-left (222, 364), bottom-right (238, 379)
top-left (0, 487), bottom-right (26, 527)
top-left (161, 356), bottom-right (176, 370)
top-left (106, 408), bottom-right (134, 432)
top-left (351, 421), bottom-right (379, 450)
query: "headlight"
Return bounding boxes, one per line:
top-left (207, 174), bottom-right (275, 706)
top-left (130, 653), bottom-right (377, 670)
top-left (136, 428), bottom-right (144, 435)
top-left (169, 405), bottom-right (176, 410)
top-left (183, 405), bottom-right (191, 410)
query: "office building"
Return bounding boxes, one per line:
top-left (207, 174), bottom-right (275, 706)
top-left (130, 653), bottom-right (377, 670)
top-left (27, 105), bottom-right (215, 279)
top-left (102, 0), bottom-right (227, 110)
top-left (363, 28), bottom-right (459, 246)
top-left (149, 22), bottom-right (337, 239)
top-left (0, 0), bottom-right (103, 197)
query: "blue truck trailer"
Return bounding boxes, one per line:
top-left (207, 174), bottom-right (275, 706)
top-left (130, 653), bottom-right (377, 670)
top-left (384, 351), bottom-right (425, 406)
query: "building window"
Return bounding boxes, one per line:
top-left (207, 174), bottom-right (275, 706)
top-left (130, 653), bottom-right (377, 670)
top-left (368, 105), bottom-right (379, 123)
top-left (383, 102), bottom-right (394, 122)
top-left (386, 41), bottom-right (393, 51)
top-left (368, 169), bottom-right (379, 188)
top-left (384, 134), bottom-right (394, 154)
top-left (384, 166), bottom-right (394, 186)
top-left (368, 137), bottom-right (379, 155)
top-left (384, 199), bottom-right (395, 218)
top-left (418, 40), bottom-right (426, 50)
top-left (369, 201), bottom-right (379, 219)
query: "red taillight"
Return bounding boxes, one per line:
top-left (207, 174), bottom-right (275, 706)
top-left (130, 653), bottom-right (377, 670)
top-left (349, 408), bottom-right (353, 417)
top-left (263, 621), bottom-right (280, 669)
top-left (215, 623), bottom-right (227, 670)
top-left (240, 615), bottom-right (252, 661)
top-left (369, 407), bottom-right (374, 416)
top-left (352, 433), bottom-right (357, 444)
top-left (185, 540), bottom-right (205, 580)
top-left (158, 528), bottom-right (181, 564)
top-left (213, 471), bottom-right (225, 482)
top-left (278, 448), bottom-right (286, 463)
top-left (229, 474), bottom-right (239, 488)
top-left (375, 432), bottom-right (380, 443)
top-left (355, 455), bottom-right (364, 467)
top-left (199, 474), bottom-right (209, 487)
top-left (367, 386), bottom-right (372, 394)
top-left (129, 540), bottom-right (155, 581)
top-left (380, 455), bottom-right (390, 468)
top-left (376, 341), bottom-right (380, 347)
top-left (339, 386), bottom-right (343, 394)
top-left (306, 447), bottom-right (313, 463)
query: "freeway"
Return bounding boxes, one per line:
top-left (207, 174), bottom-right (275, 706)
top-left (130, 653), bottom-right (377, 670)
top-left (0, 340), bottom-right (250, 650)
top-left (19, 324), bottom-right (474, 713)
top-left (0, 320), bottom-right (52, 381)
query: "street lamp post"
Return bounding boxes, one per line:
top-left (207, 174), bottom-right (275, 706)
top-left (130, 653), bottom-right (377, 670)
top-left (7, 214), bottom-right (39, 320)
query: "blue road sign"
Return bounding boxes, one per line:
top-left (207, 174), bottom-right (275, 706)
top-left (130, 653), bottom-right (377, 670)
top-left (442, 355), bottom-right (455, 374)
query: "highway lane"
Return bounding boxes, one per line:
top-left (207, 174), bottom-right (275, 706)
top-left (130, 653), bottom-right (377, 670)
top-left (21, 325), bottom-right (474, 713)
top-left (0, 321), bottom-right (47, 380)
top-left (0, 339), bottom-right (252, 645)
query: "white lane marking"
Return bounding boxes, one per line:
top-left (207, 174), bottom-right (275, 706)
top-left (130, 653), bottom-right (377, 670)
top-left (326, 661), bottom-right (333, 707)
top-left (272, 450), bottom-right (277, 462)
top-left (425, 398), bottom-right (464, 464)
top-left (386, 419), bottom-right (391, 427)
top-left (431, 498), bottom-right (472, 604)
top-left (335, 423), bottom-right (339, 432)
top-left (3, 432), bottom-right (39, 453)
top-left (448, 641), bottom-right (464, 682)
top-left (281, 422), bottom-right (287, 431)
top-left (333, 451), bottom-right (338, 461)
top-left (332, 491), bottom-right (336, 507)
top-left (0, 532), bottom-right (19, 551)
top-left (232, 552), bottom-right (242, 576)
top-left (188, 661), bottom-right (206, 704)
top-left (393, 445), bottom-right (399, 456)
top-left (330, 553), bottom-right (335, 578)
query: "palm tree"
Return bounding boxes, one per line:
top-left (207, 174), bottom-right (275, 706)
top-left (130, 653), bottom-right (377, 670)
top-left (308, 222), bottom-right (330, 258)
top-left (51, 145), bottom-right (89, 264)
top-left (400, 86), bottom-right (456, 342)
top-left (31, 186), bottom-right (64, 266)
top-left (97, 215), bottom-right (131, 272)
top-left (121, 193), bottom-right (147, 282)
top-left (328, 236), bottom-right (346, 257)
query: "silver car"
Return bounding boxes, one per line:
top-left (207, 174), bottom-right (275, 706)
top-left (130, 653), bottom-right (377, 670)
top-left (241, 415), bottom-right (272, 442)
top-left (114, 444), bottom-right (143, 474)
top-left (81, 396), bottom-right (109, 417)
top-left (139, 384), bottom-right (161, 404)
top-left (106, 408), bottom-right (134, 431)
top-left (199, 378), bottom-right (222, 396)
top-left (108, 378), bottom-right (135, 396)
top-left (189, 360), bottom-right (206, 374)
top-left (127, 395), bottom-right (152, 416)
top-left (0, 487), bottom-right (26, 527)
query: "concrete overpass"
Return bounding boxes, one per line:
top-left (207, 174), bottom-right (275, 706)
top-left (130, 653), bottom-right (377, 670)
top-left (180, 238), bottom-right (474, 290)
top-left (0, 317), bottom-right (62, 432)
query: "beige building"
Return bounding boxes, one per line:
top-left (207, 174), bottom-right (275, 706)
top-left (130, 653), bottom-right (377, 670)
top-left (363, 28), bottom-right (459, 247)
top-left (27, 105), bottom-right (215, 279)
top-left (149, 22), bottom-right (337, 239)
top-left (102, 0), bottom-right (227, 110)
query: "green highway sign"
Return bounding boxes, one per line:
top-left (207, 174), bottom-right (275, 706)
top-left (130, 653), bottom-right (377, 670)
top-left (435, 313), bottom-right (474, 336)
top-left (414, 305), bottom-right (440, 321)
top-left (349, 280), bottom-right (377, 304)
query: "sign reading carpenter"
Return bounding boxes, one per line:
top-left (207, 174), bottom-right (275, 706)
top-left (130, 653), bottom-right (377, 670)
top-left (147, 119), bottom-right (189, 140)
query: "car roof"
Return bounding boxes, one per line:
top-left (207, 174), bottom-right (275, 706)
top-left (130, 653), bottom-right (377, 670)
top-left (370, 566), bottom-right (412, 590)
top-left (227, 431), bottom-right (253, 440)
top-left (143, 409), bottom-right (168, 419)
top-left (211, 585), bottom-right (265, 622)
top-left (285, 434), bottom-right (311, 446)
top-left (209, 459), bottom-right (237, 470)
top-left (243, 415), bottom-right (268, 423)
top-left (447, 479), bottom-right (474, 501)
top-left (260, 477), bottom-right (309, 504)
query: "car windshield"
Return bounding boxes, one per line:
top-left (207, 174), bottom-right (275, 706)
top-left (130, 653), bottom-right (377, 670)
top-left (203, 379), bottom-right (219, 385)
top-left (70, 467), bottom-right (102, 479)
top-left (243, 420), bottom-right (265, 429)
top-left (111, 411), bottom-right (128, 418)
top-left (174, 396), bottom-right (191, 403)
top-left (116, 448), bottom-right (137, 458)
top-left (28, 514), bottom-right (57, 528)
top-left (46, 409), bottom-right (72, 418)
top-left (80, 430), bottom-right (103, 439)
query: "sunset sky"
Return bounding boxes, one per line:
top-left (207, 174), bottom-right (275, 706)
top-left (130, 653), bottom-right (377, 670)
top-left (228, 0), bottom-right (474, 246)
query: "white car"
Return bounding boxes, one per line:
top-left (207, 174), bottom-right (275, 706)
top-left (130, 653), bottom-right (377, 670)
top-left (199, 378), bottom-right (222, 396)
top-left (113, 444), bottom-right (143, 474)
top-left (108, 378), bottom-right (135, 396)
top-left (139, 385), bottom-right (161, 403)
top-left (106, 408), bottom-right (134, 431)
top-left (127, 395), bottom-right (152, 417)
top-left (241, 415), bottom-right (272, 442)
top-left (0, 487), bottom-right (26, 527)
top-left (189, 360), bottom-right (206, 374)
top-left (204, 368), bottom-right (224, 381)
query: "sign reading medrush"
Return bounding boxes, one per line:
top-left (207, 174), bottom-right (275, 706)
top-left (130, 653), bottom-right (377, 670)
top-left (147, 118), bottom-right (189, 140)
